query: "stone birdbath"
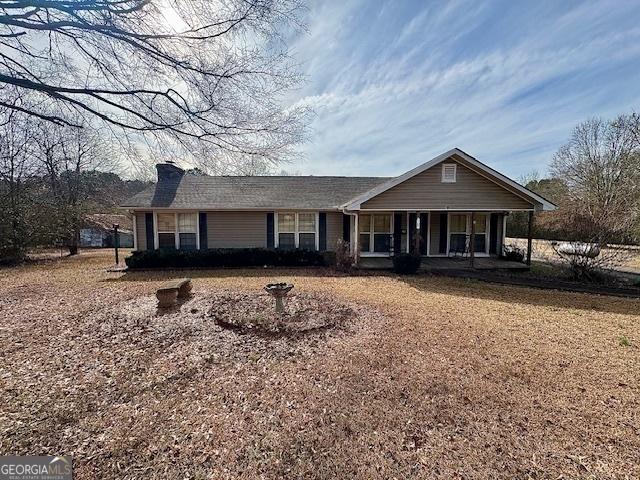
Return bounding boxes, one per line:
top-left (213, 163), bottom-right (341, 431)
top-left (264, 283), bottom-right (294, 313)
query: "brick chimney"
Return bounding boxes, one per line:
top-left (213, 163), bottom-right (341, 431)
top-left (156, 161), bottom-right (184, 183)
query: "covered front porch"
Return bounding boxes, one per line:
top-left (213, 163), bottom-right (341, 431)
top-left (350, 210), bottom-right (532, 258)
top-left (349, 209), bottom-right (535, 269)
top-left (358, 255), bottom-right (530, 271)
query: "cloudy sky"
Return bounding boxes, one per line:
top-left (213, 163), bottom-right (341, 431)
top-left (285, 0), bottom-right (640, 179)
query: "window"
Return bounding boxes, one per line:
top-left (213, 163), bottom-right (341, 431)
top-left (156, 213), bottom-right (198, 250)
top-left (277, 212), bottom-right (317, 250)
top-left (449, 214), bottom-right (467, 254)
top-left (441, 163), bottom-right (457, 183)
top-left (359, 214), bottom-right (371, 253)
top-left (157, 213), bottom-right (176, 249)
top-left (448, 213), bottom-right (489, 255)
top-left (359, 214), bottom-right (392, 253)
top-left (277, 213), bottom-right (296, 250)
top-left (298, 213), bottom-right (316, 250)
top-left (373, 214), bottom-right (391, 252)
top-left (178, 213), bottom-right (197, 250)
top-left (472, 214), bottom-right (487, 253)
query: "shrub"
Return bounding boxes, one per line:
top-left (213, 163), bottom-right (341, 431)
top-left (550, 241), bottom-right (632, 283)
top-left (392, 253), bottom-right (421, 274)
top-left (334, 239), bottom-right (354, 272)
top-left (502, 244), bottom-right (525, 263)
top-left (619, 336), bottom-right (631, 347)
top-left (125, 248), bottom-right (328, 269)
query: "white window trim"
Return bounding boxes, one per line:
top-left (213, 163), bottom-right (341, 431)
top-left (177, 212), bottom-right (200, 250)
top-left (446, 212), bottom-right (490, 256)
top-left (274, 212), bottom-right (319, 250)
top-left (298, 212), bottom-right (320, 250)
top-left (441, 163), bottom-right (457, 183)
top-left (358, 213), bottom-right (393, 256)
top-left (132, 213), bottom-right (138, 251)
top-left (153, 211), bottom-right (200, 250)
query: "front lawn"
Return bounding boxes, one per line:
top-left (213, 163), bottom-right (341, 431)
top-left (1, 250), bottom-right (638, 479)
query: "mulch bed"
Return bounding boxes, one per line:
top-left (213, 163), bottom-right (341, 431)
top-left (96, 289), bottom-right (382, 361)
top-left (209, 291), bottom-right (359, 335)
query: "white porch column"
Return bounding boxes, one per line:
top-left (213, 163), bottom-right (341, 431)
top-left (132, 212), bottom-right (138, 251)
top-left (353, 213), bottom-right (359, 258)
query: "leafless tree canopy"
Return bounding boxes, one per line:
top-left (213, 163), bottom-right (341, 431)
top-left (0, 0), bottom-right (308, 165)
top-left (0, 102), bottom-right (150, 260)
top-left (546, 114), bottom-right (640, 279)
top-left (551, 115), bottom-right (640, 242)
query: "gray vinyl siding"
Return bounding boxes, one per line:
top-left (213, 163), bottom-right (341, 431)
top-left (361, 160), bottom-right (534, 210)
top-left (135, 212), bottom-right (147, 251)
top-left (206, 211), bottom-right (268, 248)
top-left (429, 213), bottom-right (441, 255)
top-left (325, 212), bottom-right (343, 251)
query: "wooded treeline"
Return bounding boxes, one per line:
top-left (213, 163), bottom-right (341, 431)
top-left (507, 112), bottom-right (640, 246)
top-left (0, 110), bottom-right (149, 262)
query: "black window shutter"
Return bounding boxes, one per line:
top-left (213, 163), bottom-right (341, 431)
top-left (393, 212), bottom-right (402, 255)
top-left (489, 213), bottom-right (499, 254)
top-left (420, 213), bottom-right (429, 255)
top-left (145, 212), bottom-right (154, 250)
top-left (342, 214), bottom-right (351, 242)
top-left (199, 212), bottom-right (207, 250)
top-left (439, 213), bottom-right (448, 254)
top-left (319, 212), bottom-right (327, 251)
top-left (267, 212), bottom-right (275, 248)
top-left (408, 213), bottom-right (417, 254)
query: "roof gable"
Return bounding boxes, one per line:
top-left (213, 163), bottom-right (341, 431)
top-left (343, 148), bottom-right (556, 211)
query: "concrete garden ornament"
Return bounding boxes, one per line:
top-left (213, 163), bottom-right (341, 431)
top-left (264, 283), bottom-right (294, 313)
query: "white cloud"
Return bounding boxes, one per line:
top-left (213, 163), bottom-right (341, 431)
top-left (286, 0), bottom-right (640, 179)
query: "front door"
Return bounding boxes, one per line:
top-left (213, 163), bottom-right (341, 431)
top-left (408, 212), bottom-right (429, 255)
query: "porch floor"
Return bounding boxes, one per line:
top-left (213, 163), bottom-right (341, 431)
top-left (358, 256), bottom-right (529, 272)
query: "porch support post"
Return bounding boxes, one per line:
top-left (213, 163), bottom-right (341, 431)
top-left (526, 210), bottom-right (534, 266)
top-left (132, 212), bottom-right (137, 251)
top-left (353, 213), bottom-right (359, 265)
top-left (470, 211), bottom-right (475, 268)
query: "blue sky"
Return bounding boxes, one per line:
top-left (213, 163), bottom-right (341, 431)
top-left (285, 0), bottom-right (640, 179)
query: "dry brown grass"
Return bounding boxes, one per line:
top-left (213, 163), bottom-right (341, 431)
top-left (1, 250), bottom-right (639, 479)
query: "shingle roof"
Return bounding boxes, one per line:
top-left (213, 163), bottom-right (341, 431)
top-left (121, 174), bottom-right (390, 210)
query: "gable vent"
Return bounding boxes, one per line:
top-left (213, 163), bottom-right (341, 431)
top-left (441, 163), bottom-right (457, 183)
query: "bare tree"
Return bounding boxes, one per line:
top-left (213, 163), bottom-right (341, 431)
top-left (552, 117), bottom-right (640, 240)
top-left (0, 103), bottom-right (37, 261)
top-left (550, 116), bottom-right (640, 279)
top-left (0, 0), bottom-right (308, 168)
top-left (34, 119), bottom-right (118, 254)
